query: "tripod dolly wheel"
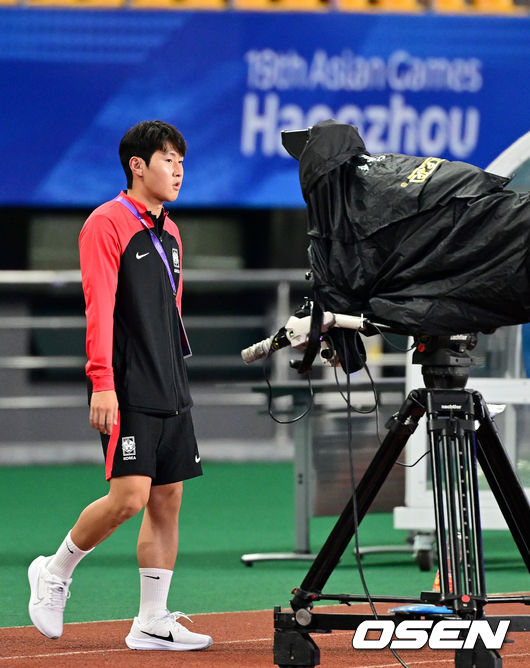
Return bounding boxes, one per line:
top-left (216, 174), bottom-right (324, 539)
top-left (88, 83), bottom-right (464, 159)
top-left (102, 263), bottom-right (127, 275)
top-left (413, 532), bottom-right (435, 571)
top-left (416, 548), bottom-right (434, 571)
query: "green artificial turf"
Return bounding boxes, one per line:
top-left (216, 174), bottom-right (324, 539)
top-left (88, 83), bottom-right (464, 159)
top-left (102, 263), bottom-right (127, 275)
top-left (0, 463), bottom-right (527, 628)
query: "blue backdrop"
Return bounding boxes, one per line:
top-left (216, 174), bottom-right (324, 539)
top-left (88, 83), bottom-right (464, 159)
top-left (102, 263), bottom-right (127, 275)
top-left (1, 9), bottom-right (529, 207)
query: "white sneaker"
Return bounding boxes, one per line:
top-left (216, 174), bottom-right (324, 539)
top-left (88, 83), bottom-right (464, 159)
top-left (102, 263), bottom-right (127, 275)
top-left (125, 610), bottom-right (213, 651)
top-left (28, 556), bottom-right (72, 639)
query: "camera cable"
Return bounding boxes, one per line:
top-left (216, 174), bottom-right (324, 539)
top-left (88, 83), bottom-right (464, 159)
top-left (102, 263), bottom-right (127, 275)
top-left (341, 331), bottom-right (410, 668)
top-left (329, 333), bottom-right (429, 469)
top-left (262, 348), bottom-right (314, 424)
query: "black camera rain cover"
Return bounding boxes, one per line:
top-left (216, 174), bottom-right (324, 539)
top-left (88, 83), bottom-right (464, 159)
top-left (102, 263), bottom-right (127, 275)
top-left (298, 121), bottom-right (530, 335)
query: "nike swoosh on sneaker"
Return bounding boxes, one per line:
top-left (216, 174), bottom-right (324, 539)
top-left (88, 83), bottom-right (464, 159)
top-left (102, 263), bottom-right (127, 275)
top-left (136, 252), bottom-right (150, 260)
top-left (141, 630), bottom-right (173, 642)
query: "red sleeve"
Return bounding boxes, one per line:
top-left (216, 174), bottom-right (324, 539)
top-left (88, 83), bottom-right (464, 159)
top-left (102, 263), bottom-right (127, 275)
top-left (79, 213), bottom-right (121, 392)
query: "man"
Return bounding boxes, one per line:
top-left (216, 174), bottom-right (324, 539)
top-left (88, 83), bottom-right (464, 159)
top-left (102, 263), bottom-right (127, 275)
top-left (28, 120), bottom-right (212, 652)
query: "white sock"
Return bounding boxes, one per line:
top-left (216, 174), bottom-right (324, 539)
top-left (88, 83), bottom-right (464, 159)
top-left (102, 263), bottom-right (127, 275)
top-left (138, 568), bottom-right (173, 624)
top-left (47, 531), bottom-right (94, 580)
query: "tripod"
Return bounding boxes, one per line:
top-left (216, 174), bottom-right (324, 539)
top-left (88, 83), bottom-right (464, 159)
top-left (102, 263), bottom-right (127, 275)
top-left (273, 335), bottom-right (530, 668)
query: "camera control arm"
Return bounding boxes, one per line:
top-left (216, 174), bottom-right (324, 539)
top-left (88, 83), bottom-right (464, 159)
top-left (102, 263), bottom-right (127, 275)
top-left (241, 311), bottom-right (368, 365)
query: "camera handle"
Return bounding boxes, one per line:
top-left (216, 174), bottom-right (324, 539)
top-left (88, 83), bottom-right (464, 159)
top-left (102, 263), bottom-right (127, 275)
top-left (240, 303), bottom-right (368, 366)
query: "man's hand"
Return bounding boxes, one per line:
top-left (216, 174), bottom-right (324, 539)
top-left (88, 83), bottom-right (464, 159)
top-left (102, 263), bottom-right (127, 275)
top-left (90, 390), bottom-right (119, 435)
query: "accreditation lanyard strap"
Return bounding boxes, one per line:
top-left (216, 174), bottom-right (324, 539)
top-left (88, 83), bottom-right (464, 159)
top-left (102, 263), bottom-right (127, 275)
top-left (114, 195), bottom-right (192, 358)
top-left (115, 195), bottom-right (176, 295)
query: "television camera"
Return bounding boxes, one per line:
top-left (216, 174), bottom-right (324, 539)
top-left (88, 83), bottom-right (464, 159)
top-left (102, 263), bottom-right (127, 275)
top-left (240, 121), bottom-right (530, 668)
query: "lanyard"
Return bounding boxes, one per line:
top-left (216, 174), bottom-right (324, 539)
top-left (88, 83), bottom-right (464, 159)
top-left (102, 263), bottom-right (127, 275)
top-left (115, 195), bottom-right (192, 357)
top-left (115, 195), bottom-right (176, 295)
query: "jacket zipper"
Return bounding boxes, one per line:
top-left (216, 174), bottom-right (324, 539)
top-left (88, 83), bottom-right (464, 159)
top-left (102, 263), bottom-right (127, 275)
top-left (161, 233), bottom-right (180, 414)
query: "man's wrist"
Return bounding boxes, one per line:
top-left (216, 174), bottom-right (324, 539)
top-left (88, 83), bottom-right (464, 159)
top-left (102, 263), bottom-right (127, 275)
top-left (90, 376), bottom-right (115, 393)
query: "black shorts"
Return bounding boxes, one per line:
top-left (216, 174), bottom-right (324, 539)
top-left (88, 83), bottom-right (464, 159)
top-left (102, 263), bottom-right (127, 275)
top-left (100, 409), bottom-right (202, 485)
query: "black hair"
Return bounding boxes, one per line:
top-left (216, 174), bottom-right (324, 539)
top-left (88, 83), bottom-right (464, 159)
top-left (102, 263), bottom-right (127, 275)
top-left (119, 120), bottom-right (187, 189)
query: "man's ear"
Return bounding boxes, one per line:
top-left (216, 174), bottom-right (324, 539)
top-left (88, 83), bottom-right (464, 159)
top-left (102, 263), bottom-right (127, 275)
top-left (129, 156), bottom-right (144, 180)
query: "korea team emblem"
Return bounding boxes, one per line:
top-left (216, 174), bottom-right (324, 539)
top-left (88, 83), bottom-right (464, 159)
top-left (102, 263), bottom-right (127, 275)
top-left (172, 248), bottom-right (180, 273)
top-left (122, 436), bottom-right (136, 460)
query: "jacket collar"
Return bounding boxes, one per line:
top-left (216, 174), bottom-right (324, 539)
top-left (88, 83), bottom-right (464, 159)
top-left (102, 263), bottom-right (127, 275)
top-left (119, 191), bottom-right (168, 226)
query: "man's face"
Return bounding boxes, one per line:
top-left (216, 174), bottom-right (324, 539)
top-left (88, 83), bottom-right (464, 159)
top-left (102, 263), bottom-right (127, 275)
top-left (142, 145), bottom-right (184, 204)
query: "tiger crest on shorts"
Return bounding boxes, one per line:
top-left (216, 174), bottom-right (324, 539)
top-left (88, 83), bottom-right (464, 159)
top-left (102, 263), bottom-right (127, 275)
top-left (122, 436), bottom-right (136, 460)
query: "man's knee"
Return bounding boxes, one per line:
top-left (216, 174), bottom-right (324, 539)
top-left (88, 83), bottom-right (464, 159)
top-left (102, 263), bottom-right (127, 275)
top-left (110, 496), bottom-right (147, 523)
top-left (147, 482), bottom-right (183, 517)
top-left (108, 477), bottom-right (151, 524)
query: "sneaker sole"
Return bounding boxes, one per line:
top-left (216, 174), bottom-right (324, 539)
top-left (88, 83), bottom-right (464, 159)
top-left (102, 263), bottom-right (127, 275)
top-left (125, 634), bottom-right (213, 651)
top-left (28, 556), bottom-right (61, 639)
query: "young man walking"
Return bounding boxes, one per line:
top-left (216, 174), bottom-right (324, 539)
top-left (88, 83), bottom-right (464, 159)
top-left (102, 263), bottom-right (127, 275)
top-left (28, 120), bottom-right (212, 652)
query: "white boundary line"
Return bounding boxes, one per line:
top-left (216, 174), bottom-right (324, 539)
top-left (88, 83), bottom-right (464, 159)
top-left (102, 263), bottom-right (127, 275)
top-left (0, 609), bottom-right (272, 630)
top-left (0, 604), bottom-right (371, 631)
top-left (3, 593), bottom-right (528, 630)
top-left (1, 649), bottom-right (128, 661)
top-left (1, 647), bottom-right (529, 666)
top-left (3, 593), bottom-right (527, 630)
top-left (0, 637), bottom-right (277, 661)
top-left (2, 602), bottom-right (528, 664)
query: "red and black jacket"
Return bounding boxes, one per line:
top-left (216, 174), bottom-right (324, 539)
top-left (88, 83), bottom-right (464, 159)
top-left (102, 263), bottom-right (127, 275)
top-left (79, 192), bottom-right (192, 415)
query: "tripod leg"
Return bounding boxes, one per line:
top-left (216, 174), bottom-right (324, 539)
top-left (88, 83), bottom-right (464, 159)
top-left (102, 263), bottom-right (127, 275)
top-left (426, 390), bottom-right (487, 614)
top-left (461, 422), bottom-right (487, 597)
top-left (428, 411), bottom-right (451, 596)
top-left (291, 391), bottom-right (426, 608)
top-left (455, 639), bottom-right (502, 668)
top-left (473, 393), bottom-right (530, 571)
